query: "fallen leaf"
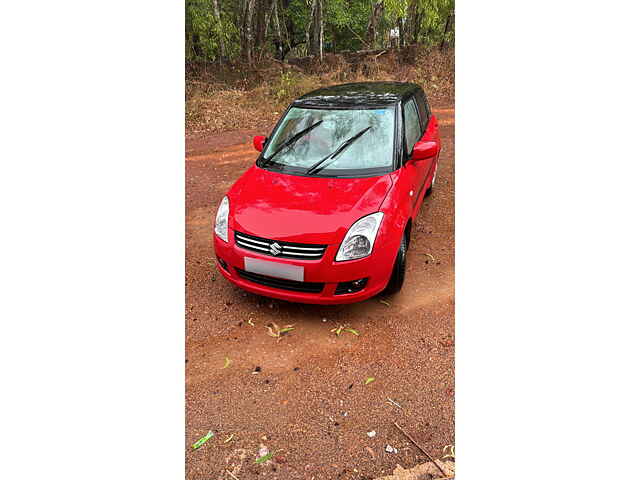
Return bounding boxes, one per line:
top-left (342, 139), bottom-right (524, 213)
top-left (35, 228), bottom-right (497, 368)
top-left (279, 326), bottom-right (295, 334)
top-left (365, 377), bottom-right (375, 385)
top-left (423, 253), bottom-right (436, 263)
top-left (442, 444), bottom-right (455, 460)
top-left (387, 397), bottom-right (402, 408)
top-left (192, 431), bottom-right (214, 449)
top-left (256, 452), bottom-right (273, 464)
top-left (365, 446), bottom-right (376, 459)
top-left (379, 299), bottom-right (391, 307)
top-left (222, 357), bottom-right (231, 369)
top-left (223, 434), bottom-right (234, 444)
top-left (344, 328), bottom-right (359, 336)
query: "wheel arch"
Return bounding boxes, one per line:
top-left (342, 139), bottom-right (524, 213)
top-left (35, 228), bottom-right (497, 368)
top-left (404, 218), bottom-right (413, 249)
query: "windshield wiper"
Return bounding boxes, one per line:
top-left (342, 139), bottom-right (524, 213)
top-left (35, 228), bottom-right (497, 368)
top-left (305, 127), bottom-right (372, 175)
top-left (262, 120), bottom-right (323, 166)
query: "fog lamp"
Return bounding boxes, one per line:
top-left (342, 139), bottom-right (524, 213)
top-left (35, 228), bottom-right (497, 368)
top-left (335, 277), bottom-right (369, 295)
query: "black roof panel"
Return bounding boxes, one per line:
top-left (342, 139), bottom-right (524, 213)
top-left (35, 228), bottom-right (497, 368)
top-left (292, 81), bottom-right (421, 108)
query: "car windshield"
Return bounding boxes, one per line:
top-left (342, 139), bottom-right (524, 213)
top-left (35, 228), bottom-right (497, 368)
top-left (260, 106), bottom-right (395, 175)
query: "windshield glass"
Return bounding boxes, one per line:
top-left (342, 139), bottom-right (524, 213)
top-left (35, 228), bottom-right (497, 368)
top-left (260, 106), bottom-right (395, 175)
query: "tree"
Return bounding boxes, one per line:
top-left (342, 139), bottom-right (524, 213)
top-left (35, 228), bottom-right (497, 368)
top-left (211, 0), bottom-right (226, 61)
top-left (365, 1), bottom-right (385, 48)
top-left (184, 0), bottom-right (455, 63)
top-left (307, 0), bottom-right (324, 59)
top-left (407, 0), bottom-right (423, 44)
top-left (240, 0), bottom-right (256, 64)
top-left (439, 11), bottom-right (453, 50)
top-left (271, 0), bottom-right (284, 59)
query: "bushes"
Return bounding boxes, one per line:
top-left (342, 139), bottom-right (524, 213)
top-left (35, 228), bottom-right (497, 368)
top-left (186, 46), bottom-right (453, 137)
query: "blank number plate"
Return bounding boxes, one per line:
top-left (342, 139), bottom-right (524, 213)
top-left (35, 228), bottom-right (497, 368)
top-left (244, 257), bottom-right (304, 282)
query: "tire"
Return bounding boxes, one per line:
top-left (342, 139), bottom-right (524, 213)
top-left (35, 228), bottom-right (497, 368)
top-left (383, 231), bottom-right (408, 295)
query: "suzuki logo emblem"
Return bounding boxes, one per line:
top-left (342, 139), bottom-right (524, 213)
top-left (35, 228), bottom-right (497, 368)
top-left (270, 242), bottom-right (282, 256)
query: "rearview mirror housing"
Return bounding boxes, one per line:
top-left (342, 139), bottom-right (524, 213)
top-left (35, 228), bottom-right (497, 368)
top-left (253, 135), bottom-right (266, 152)
top-left (411, 140), bottom-right (438, 161)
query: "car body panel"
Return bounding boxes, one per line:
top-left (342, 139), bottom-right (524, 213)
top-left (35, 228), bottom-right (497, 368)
top-left (227, 166), bottom-right (394, 245)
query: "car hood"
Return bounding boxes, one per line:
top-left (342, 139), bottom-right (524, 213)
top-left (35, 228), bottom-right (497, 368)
top-left (227, 166), bottom-right (394, 245)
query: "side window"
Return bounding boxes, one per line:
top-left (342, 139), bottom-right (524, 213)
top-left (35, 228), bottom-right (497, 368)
top-left (403, 98), bottom-right (422, 154)
top-left (416, 91), bottom-right (430, 128)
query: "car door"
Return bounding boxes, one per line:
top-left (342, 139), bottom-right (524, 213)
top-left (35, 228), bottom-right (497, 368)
top-left (401, 96), bottom-right (429, 212)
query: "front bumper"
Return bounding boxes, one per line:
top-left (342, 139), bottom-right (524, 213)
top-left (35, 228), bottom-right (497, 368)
top-left (213, 231), bottom-right (397, 305)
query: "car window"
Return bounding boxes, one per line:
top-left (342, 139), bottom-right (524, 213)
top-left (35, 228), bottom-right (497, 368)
top-left (403, 99), bottom-right (422, 153)
top-left (415, 91), bottom-right (429, 128)
top-left (261, 106), bottom-right (395, 174)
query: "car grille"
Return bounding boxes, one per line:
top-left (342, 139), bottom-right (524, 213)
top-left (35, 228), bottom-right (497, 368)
top-left (236, 269), bottom-right (324, 294)
top-left (234, 231), bottom-right (327, 260)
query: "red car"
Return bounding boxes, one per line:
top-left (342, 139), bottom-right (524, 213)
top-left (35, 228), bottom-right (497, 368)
top-left (213, 82), bottom-right (440, 304)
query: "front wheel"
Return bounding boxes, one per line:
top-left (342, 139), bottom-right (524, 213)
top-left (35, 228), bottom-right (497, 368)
top-left (383, 232), bottom-right (408, 295)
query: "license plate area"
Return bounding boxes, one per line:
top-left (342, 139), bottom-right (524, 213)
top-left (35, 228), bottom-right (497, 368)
top-left (244, 257), bottom-right (304, 282)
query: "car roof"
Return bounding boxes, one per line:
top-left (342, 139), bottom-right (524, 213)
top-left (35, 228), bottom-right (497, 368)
top-left (292, 81), bottom-right (422, 108)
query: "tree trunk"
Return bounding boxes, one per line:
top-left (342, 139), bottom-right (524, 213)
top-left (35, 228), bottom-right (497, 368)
top-left (365, 1), bottom-right (385, 48)
top-left (415, 6), bottom-right (423, 44)
top-left (398, 17), bottom-right (405, 48)
top-left (211, 0), bottom-right (225, 63)
top-left (318, 0), bottom-right (323, 60)
top-left (191, 33), bottom-right (203, 59)
top-left (407, 0), bottom-right (423, 44)
top-left (439, 13), bottom-right (454, 50)
top-left (240, 0), bottom-right (256, 64)
top-left (307, 0), bottom-right (323, 60)
top-left (407, 0), bottom-right (416, 44)
top-left (271, 0), bottom-right (284, 60)
top-left (255, 0), bottom-right (271, 57)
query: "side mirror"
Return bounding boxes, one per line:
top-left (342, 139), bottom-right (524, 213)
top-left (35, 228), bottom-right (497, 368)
top-left (253, 135), bottom-right (266, 152)
top-left (411, 140), bottom-right (438, 161)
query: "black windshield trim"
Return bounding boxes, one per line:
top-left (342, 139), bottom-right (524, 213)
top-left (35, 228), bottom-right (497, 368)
top-left (257, 164), bottom-right (394, 179)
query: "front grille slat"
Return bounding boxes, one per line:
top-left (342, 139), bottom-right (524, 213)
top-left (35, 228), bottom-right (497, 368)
top-left (236, 269), bottom-right (324, 293)
top-left (278, 251), bottom-right (324, 257)
top-left (282, 245), bottom-right (325, 251)
top-left (235, 231), bottom-right (327, 260)
top-left (236, 240), bottom-right (270, 252)
top-left (238, 236), bottom-right (270, 247)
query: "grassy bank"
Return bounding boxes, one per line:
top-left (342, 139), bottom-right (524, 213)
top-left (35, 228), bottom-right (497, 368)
top-left (186, 46), bottom-right (454, 137)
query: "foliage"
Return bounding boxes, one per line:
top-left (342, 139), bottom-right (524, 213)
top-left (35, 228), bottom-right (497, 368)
top-left (186, 0), bottom-right (239, 61)
top-left (419, 0), bottom-right (455, 46)
top-left (185, 0), bottom-right (455, 63)
top-left (270, 71), bottom-right (321, 103)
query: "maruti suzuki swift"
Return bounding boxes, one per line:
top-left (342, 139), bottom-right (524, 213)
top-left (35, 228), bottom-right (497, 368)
top-left (213, 82), bottom-right (440, 304)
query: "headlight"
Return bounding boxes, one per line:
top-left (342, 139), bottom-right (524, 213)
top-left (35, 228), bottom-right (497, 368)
top-left (336, 212), bottom-right (384, 261)
top-left (214, 196), bottom-right (229, 242)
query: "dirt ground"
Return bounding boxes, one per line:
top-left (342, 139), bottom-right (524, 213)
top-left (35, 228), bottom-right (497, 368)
top-left (185, 105), bottom-right (454, 480)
